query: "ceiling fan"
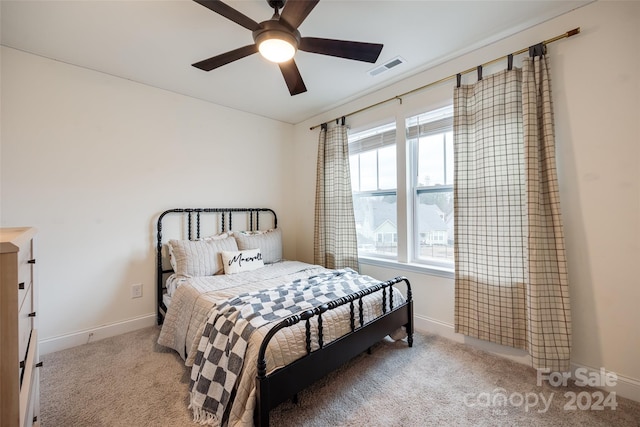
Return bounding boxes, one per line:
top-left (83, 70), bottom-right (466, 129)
top-left (191, 0), bottom-right (384, 96)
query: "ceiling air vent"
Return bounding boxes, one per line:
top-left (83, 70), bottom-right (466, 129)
top-left (369, 56), bottom-right (406, 77)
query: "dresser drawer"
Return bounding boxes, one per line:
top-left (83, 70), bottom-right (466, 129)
top-left (18, 282), bottom-right (34, 365)
top-left (19, 329), bottom-right (39, 427)
top-left (17, 240), bottom-right (34, 309)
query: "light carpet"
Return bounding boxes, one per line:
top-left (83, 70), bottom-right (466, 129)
top-left (40, 326), bottom-right (640, 426)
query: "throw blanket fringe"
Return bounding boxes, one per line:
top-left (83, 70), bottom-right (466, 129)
top-left (189, 394), bottom-right (219, 426)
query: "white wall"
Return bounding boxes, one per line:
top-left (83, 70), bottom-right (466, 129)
top-left (1, 47), bottom-right (295, 347)
top-left (293, 1), bottom-right (640, 400)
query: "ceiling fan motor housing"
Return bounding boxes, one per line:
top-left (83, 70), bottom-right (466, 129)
top-left (252, 19), bottom-right (301, 51)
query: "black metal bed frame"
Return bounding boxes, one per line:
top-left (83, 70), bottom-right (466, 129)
top-left (156, 208), bottom-right (413, 426)
top-left (156, 207), bottom-right (276, 324)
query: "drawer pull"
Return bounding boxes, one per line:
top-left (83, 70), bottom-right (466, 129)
top-left (28, 259), bottom-right (36, 264)
top-left (36, 361), bottom-right (43, 368)
top-left (18, 282), bottom-right (25, 290)
top-left (28, 312), bottom-right (37, 317)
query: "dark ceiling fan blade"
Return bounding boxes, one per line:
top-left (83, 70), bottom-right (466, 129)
top-left (193, 0), bottom-right (261, 31)
top-left (299, 37), bottom-right (383, 63)
top-left (192, 44), bottom-right (258, 71)
top-left (279, 0), bottom-right (319, 30)
top-left (278, 59), bottom-right (307, 96)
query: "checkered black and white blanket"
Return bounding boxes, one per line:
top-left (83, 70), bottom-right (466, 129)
top-left (188, 268), bottom-right (384, 425)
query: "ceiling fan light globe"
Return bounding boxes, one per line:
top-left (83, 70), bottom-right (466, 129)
top-left (258, 38), bottom-right (296, 63)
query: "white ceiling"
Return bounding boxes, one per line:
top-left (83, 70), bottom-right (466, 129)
top-left (1, 0), bottom-right (591, 124)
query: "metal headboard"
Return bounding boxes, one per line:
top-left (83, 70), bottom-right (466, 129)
top-left (155, 208), bottom-right (277, 324)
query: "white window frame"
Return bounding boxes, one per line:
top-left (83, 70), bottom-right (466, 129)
top-left (348, 106), bottom-right (454, 278)
top-left (349, 123), bottom-right (398, 260)
top-left (408, 109), bottom-right (454, 270)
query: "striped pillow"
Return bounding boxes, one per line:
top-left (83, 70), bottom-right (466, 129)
top-left (234, 228), bottom-right (282, 264)
top-left (168, 235), bottom-right (238, 277)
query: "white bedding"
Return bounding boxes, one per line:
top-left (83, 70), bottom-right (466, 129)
top-left (157, 260), bottom-right (406, 426)
top-left (158, 261), bottom-right (329, 363)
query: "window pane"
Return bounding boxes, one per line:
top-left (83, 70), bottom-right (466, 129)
top-left (359, 151), bottom-right (378, 191)
top-left (418, 134), bottom-right (445, 186)
top-left (378, 145), bottom-right (396, 189)
top-left (416, 191), bottom-right (454, 262)
top-left (349, 122), bottom-right (399, 261)
top-left (353, 194), bottom-right (397, 257)
top-left (445, 131), bottom-right (454, 185)
top-left (408, 106), bottom-right (454, 267)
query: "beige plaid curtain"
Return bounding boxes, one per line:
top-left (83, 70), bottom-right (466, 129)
top-left (314, 123), bottom-right (359, 271)
top-left (454, 52), bottom-right (571, 371)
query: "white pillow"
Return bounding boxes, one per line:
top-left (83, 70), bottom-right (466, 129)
top-left (221, 248), bottom-right (264, 275)
top-left (168, 236), bottom-right (238, 277)
top-left (167, 232), bottom-right (231, 272)
top-left (234, 228), bottom-right (282, 264)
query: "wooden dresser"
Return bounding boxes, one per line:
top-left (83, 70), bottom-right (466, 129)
top-left (1, 227), bottom-right (40, 427)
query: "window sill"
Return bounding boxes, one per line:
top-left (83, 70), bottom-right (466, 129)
top-left (358, 256), bottom-right (454, 280)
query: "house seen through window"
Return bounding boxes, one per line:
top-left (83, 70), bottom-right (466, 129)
top-left (349, 105), bottom-right (454, 270)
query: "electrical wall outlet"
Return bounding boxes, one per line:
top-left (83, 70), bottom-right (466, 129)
top-left (131, 283), bottom-right (143, 299)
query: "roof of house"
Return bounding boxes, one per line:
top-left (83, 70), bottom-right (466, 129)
top-left (354, 199), bottom-right (447, 233)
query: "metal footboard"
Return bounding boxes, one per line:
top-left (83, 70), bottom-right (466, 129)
top-left (255, 276), bottom-right (413, 426)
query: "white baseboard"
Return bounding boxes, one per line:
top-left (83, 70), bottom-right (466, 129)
top-left (413, 314), bottom-right (532, 365)
top-left (569, 361), bottom-right (640, 403)
top-left (39, 313), bottom-right (157, 355)
top-left (413, 314), bottom-right (640, 403)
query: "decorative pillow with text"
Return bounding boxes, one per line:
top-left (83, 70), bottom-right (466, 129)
top-left (221, 248), bottom-right (264, 275)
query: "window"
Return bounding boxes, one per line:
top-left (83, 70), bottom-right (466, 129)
top-left (407, 107), bottom-right (454, 267)
top-left (349, 106), bottom-right (454, 271)
top-left (349, 123), bottom-right (397, 258)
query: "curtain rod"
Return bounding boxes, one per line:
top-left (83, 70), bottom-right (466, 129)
top-left (310, 27), bottom-right (580, 131)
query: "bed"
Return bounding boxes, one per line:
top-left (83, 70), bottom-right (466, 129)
top-left (155, 208), bottom-right (413, 426)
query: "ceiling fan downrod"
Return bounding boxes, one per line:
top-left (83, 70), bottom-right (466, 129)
top-left (267, 0), bottom-right (286, 12)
